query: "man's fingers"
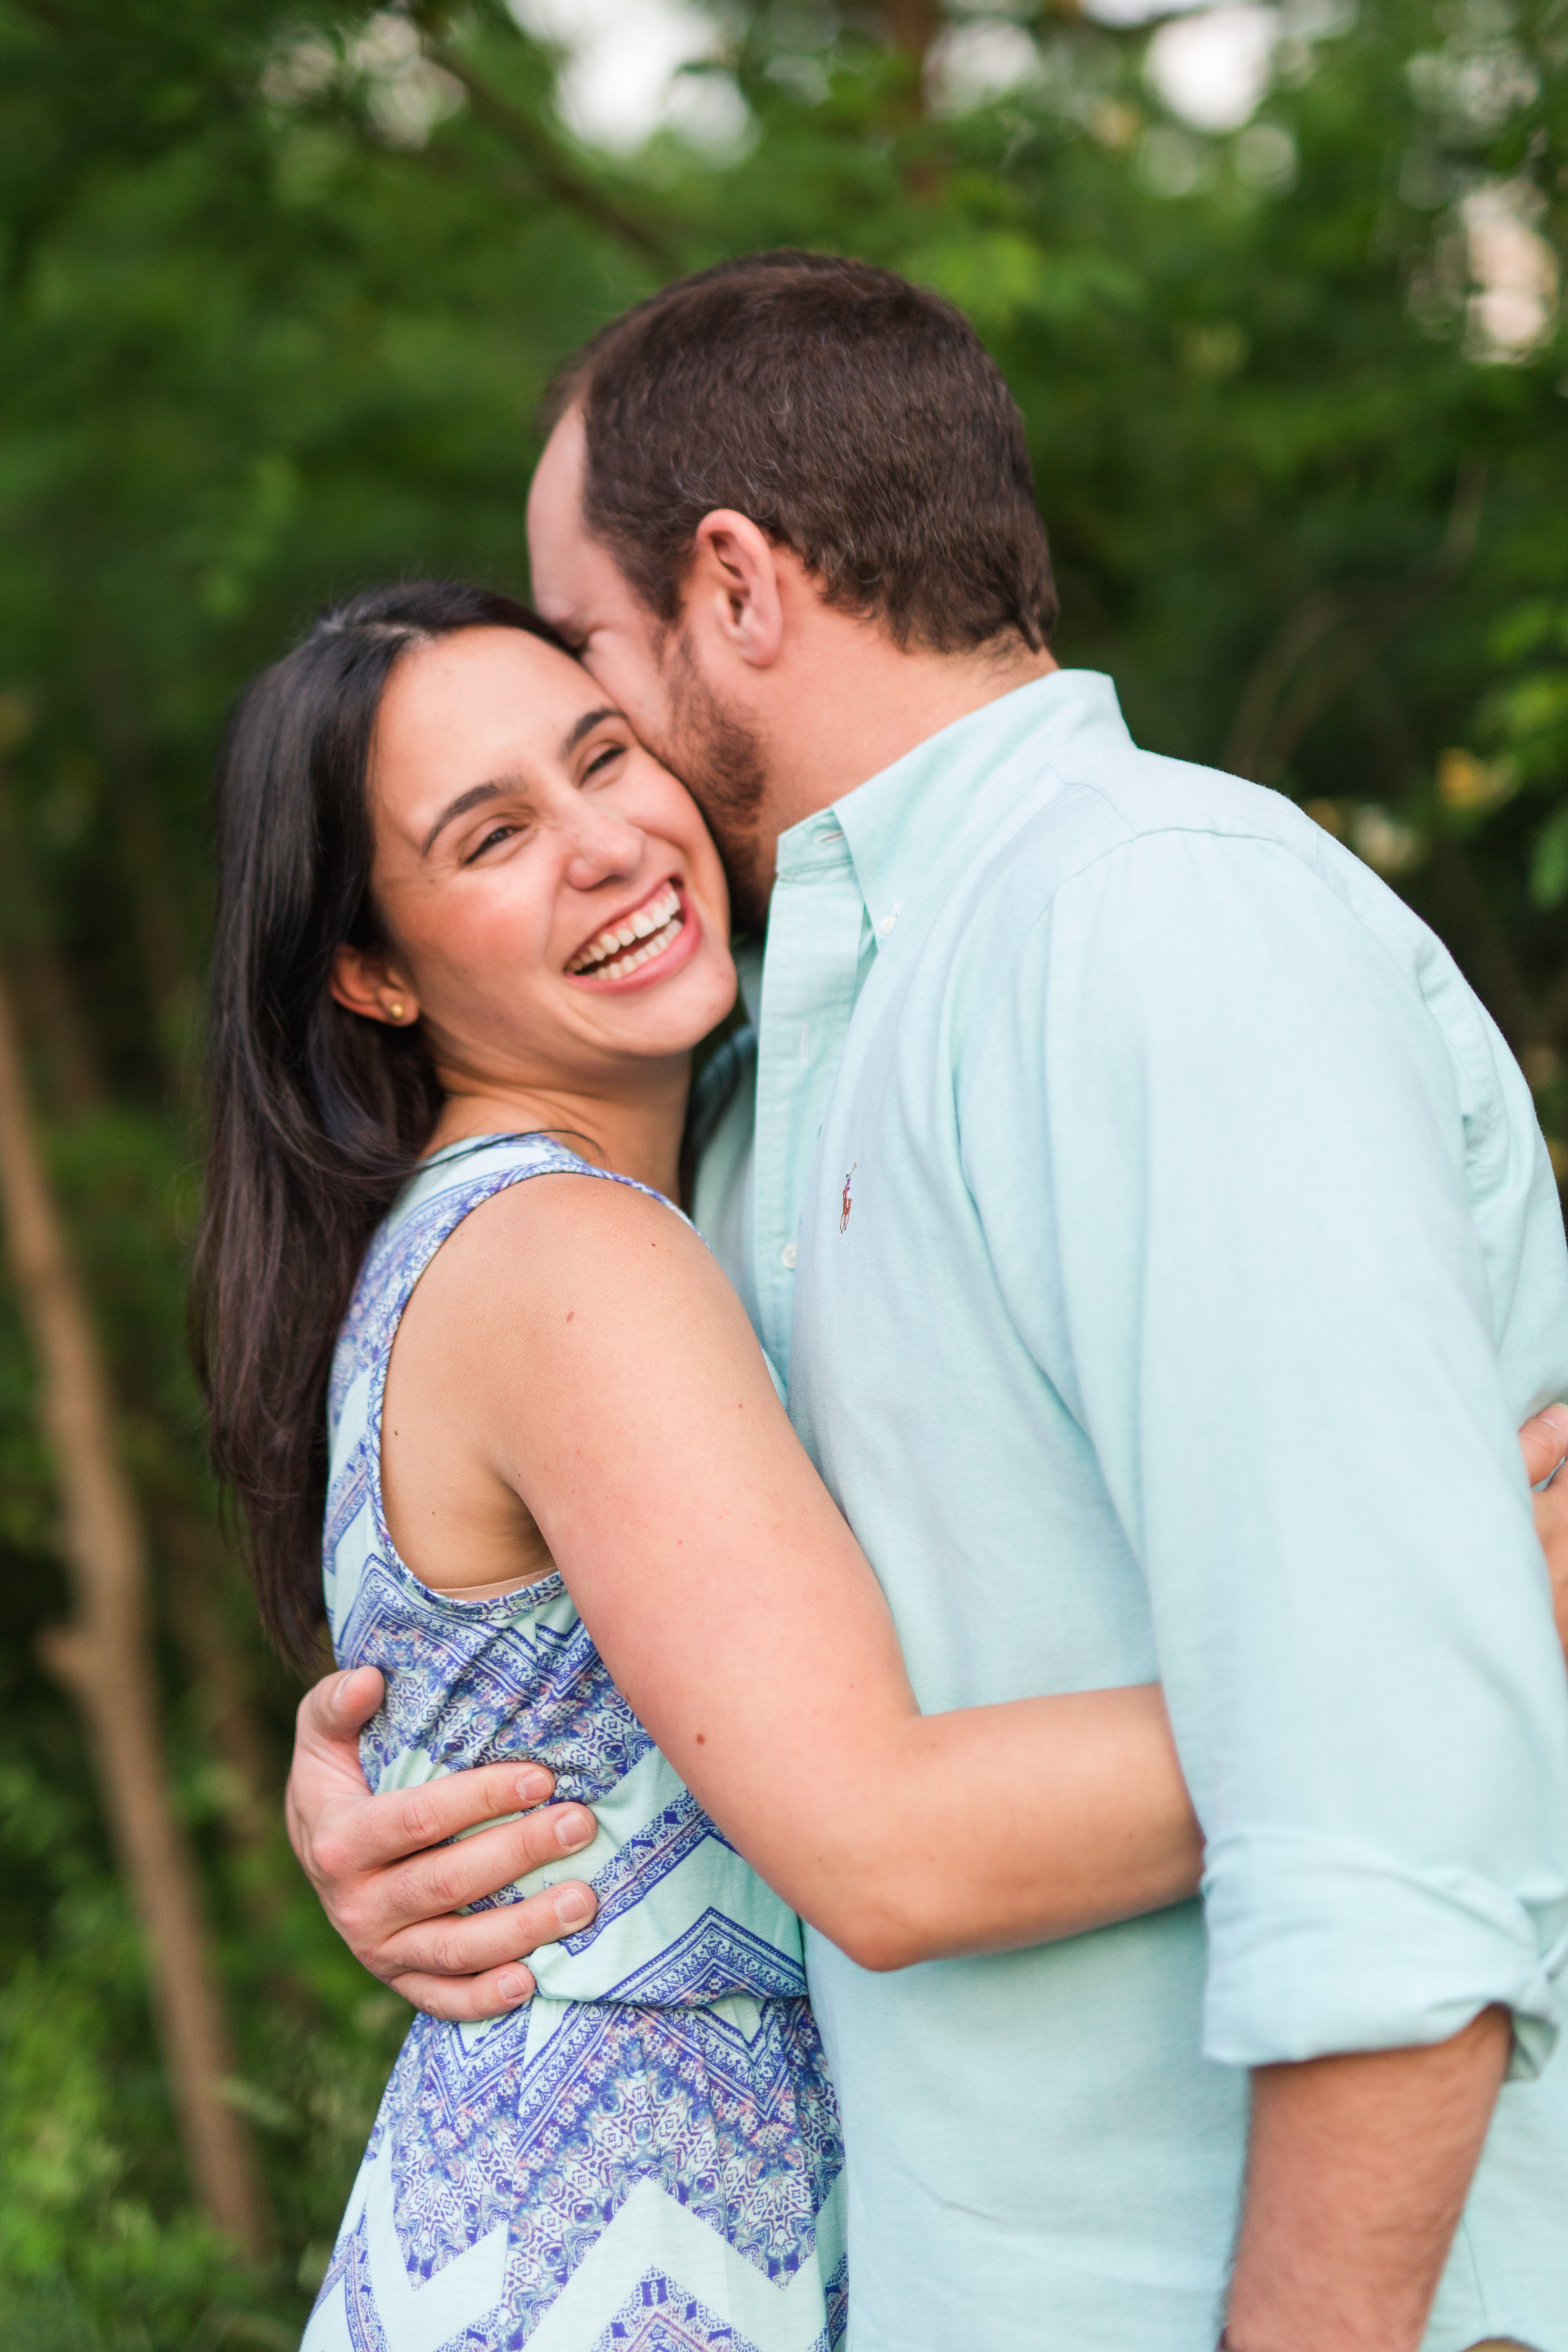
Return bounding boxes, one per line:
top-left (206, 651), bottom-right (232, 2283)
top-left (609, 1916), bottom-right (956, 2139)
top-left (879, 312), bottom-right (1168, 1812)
top-left (390, 1963), bottom-right (541, 2025)
top-left (286, 1673), bottom-right (384, 1870)
top-left (381, 1769), bottom-right (571, 1853)
top-left (326, 1661), bottom-right (387, 1730)
top-left (304, 1762), bottom-right (569, 1885)
top-left (287, 1671), bottom-right (386, 1845)
top-left (377, 1878), bottom-right (600, 1983)
top-left (379, 1803), bottom-right (598, 1927)
top-left (1520, 1405), bottom-right (1568, 1490)
top-left (299, 1664), bottom-right (385, 1753)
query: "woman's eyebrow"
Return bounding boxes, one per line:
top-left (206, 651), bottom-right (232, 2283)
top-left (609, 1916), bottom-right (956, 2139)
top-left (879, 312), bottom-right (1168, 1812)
top-left (421, 779), bottom-right (509, 856)
top-left (420, 709), bottom-right (625, 854)
top-left (561, 705), bottom-right (625, 758)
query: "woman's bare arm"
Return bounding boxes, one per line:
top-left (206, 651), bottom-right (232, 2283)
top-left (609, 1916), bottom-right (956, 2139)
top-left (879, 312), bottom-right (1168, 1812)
top-left (391, 1174), bottom-right (1201, 1971)
top-left (287, 1324), bottom-right (1566, 2010)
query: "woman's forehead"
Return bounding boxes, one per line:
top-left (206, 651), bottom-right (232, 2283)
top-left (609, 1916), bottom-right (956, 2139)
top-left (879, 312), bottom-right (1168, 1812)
top-left (380, 627), bottom-right (592, 756)
top-left (369, 627), bottom-right (609, 845)
top-left (403, 622), bottom-right (585, 698)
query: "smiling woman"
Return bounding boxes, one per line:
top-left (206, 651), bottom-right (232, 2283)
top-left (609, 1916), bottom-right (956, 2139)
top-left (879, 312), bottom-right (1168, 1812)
top-left (195, 582), bottom-right (737, 1660)
top-left (195, 581), bottom-right (854, 2351)
top-left (324, 618), bottom-right (734, 1180)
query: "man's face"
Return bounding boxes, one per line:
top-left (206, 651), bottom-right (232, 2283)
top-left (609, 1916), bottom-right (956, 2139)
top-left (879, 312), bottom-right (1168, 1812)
top-left (527, 409), bottom-right (775, 931)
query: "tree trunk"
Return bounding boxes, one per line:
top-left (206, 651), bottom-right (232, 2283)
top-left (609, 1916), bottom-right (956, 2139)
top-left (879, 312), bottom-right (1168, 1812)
top-left (158, 1498), bottom-right (279, 1865)
top-left (0, 955), bottom-right (270, 2258)
top-left (879, 0), bottom-right (941, 63)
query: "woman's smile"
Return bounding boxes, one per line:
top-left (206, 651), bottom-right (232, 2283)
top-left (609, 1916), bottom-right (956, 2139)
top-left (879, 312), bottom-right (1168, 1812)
top-left (564, 877), bottom-right (697, 990)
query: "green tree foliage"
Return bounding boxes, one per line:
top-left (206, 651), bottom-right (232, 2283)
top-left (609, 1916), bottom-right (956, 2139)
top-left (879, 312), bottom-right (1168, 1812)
top-left (0, 0), bottom-right (1564, 2337)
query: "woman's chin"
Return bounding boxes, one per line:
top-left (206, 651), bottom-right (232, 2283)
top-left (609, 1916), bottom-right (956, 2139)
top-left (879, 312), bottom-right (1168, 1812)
top-left (622, 955), bottom-right (737, 1058)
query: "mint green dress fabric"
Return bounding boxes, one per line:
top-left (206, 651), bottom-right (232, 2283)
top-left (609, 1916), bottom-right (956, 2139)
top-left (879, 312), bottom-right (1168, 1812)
top-left (302, 1135), bottom-right (845, 2352)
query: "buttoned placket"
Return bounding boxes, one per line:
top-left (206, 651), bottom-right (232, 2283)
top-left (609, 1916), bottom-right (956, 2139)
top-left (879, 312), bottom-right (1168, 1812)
top-left (748, 818), bottom-right (874, 1387)
top-left (744, 679), bottom-right (1093, 1391)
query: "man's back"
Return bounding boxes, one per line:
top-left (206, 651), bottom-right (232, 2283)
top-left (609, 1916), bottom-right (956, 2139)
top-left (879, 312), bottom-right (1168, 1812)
top-left (715, 674), bottom-right (1568, 2349)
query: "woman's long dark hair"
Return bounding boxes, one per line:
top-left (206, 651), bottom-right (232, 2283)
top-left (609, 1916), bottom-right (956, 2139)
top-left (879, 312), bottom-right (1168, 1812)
top-left (194, 580), bottom-right (569, 1665)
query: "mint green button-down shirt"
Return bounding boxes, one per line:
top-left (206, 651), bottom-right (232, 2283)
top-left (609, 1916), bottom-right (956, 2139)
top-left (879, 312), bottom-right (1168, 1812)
top-left (692, 670), bottom-right (1568, 2352)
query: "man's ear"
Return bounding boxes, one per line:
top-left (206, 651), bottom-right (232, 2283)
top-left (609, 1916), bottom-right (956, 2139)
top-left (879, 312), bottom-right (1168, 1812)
top-left (688, 509), bottom-right (785, 669)
top-left (329, 942), bottom-right (418, 1028)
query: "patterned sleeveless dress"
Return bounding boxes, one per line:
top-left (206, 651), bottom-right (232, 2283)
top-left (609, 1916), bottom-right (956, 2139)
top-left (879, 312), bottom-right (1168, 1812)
top-left (304, 1135), bottom-right (847, 2352)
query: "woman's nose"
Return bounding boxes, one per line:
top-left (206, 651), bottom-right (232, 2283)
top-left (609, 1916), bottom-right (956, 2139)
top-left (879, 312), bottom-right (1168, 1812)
top-left (563, 807), bottom-right (644, 892)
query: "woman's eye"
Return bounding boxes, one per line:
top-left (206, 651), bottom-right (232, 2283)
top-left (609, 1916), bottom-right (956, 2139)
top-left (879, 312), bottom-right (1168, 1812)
top-left (465, 823), bottom-right (519, 862)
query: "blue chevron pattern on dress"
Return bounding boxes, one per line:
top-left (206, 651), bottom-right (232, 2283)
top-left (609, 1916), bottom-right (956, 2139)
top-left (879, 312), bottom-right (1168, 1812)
top-left (591, 2269), bottom-right (762, 2351)
top-left (607, 1912), bottom-right (808, 2007)
top-left (375, 1988), bottom-right (840, 2328)
top-left (585, 2253), bottom-right (846, 2352)
top-left (541, 1796), bottom-right (746, 1962)
top-left (310, 2213), bottom-right (391, 2352)
top-left (337, 1554), bottom-right (656, 1801)
top-left (309, 1136), bottom-right (844, 2352)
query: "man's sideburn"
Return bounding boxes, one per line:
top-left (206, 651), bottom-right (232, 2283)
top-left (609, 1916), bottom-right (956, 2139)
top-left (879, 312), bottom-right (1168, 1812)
top-left (661, 628), bottom-right (775, 935)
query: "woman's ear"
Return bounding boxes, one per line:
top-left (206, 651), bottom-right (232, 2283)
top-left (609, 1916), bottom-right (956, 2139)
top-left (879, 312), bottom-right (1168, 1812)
top-left (329, 943), bottom-right (419, 1027)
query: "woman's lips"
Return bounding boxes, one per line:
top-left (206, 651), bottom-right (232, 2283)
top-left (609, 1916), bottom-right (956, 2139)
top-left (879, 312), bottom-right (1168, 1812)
top-left (565, 882), bottom-right (701, 992)
top-left (566, 879), bottom-right (681, 975)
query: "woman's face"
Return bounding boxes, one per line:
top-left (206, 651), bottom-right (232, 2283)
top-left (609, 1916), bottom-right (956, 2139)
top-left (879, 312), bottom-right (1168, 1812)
top-left (335, 626), bottom-right (736, 1093)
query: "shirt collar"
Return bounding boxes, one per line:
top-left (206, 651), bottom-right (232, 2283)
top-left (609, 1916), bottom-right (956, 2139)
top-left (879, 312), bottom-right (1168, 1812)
top-left (775, 669), bottom-right (1132, 943)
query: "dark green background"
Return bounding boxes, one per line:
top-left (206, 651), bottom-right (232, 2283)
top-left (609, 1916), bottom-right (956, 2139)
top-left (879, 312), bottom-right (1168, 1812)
top-left (1, 2), bottom-right (1565, 2339)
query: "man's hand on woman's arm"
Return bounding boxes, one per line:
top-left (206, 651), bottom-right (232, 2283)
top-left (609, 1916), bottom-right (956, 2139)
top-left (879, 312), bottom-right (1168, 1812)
top-left (286, 1663), bottom-right (600, 2021)
top-left (287, 1411), bottom-right (1568, 2017)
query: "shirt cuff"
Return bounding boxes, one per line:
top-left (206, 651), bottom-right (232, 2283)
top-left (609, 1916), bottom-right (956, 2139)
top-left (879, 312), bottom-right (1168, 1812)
top-left (1202, 1828), bottom-right (1568, 2081)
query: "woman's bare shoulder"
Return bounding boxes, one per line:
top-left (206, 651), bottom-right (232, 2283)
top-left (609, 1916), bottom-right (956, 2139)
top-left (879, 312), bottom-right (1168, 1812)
top-left (416, 1162), bottom-right (726, 1330)
top-left (397, 1157), bottom-right (773, 1491)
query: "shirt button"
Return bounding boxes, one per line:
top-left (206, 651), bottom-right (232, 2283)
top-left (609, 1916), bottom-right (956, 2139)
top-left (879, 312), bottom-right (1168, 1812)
top-left (879, 913), bottom-right (897, 936)
top-left (781, 1241), bottom-right (798, 1269)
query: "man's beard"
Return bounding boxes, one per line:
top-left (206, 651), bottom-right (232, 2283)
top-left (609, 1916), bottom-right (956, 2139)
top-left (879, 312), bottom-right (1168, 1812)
top-left (662, 631), bottom-right (773, 936)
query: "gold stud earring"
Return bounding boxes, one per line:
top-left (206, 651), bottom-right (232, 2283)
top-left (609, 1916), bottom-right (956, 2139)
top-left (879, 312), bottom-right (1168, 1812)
top-left (388, 1000), bottom-right (405, 1022)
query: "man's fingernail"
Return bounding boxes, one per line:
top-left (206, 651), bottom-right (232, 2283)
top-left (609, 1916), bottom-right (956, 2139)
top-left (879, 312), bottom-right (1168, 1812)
top-left (554, 1886), bottom-right (593, 1927)
top-left (1540, 1404), bottom-right (1568, 1441)
top-left (515, 1767), bottom-right (552, 1804)
top-left (554, 1808), bottom-right (594, 1853)
top-left (497, 1969), bottom-right (532, 2005)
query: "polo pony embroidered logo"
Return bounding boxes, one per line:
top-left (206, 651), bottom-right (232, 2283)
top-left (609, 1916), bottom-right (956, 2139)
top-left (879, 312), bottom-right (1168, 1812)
top-left (840, 1164), bottom-right (856, 1233)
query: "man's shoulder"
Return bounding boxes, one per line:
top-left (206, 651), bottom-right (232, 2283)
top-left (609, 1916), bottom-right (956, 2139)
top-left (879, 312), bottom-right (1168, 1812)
top-left (1003, 735), bottom-right (1348, 900)
top-left (1056, 733), bottom-right (1293, 837)
top-left (929, 729), bottom-right (1520, 1125)
top-left (937, 730), bottom-right (1549, 1217)
top-left (955, 732), bottom-right (1430, 980)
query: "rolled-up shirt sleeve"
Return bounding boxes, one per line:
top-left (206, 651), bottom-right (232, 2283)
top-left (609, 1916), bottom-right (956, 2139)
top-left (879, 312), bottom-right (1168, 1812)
top-left (995, 825), bottom-right (1568, 2075)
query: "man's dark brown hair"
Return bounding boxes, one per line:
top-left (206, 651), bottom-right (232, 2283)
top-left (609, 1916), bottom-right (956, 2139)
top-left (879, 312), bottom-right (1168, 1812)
top-left (544, 250), bottom-right (1057, 654)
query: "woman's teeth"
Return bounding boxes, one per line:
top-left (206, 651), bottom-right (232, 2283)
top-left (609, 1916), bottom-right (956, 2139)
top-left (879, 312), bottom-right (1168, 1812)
top-left (567, 885), bottom-right (684, 980)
